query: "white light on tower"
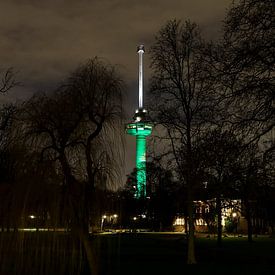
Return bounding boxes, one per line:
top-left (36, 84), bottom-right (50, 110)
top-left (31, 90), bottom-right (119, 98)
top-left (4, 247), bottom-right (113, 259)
top-left (137, 45), bottom-right (145, 109)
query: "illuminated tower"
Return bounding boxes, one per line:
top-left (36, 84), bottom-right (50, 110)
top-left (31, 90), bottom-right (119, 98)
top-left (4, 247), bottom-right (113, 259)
top-left (126, 45), bottom-right (153, 199)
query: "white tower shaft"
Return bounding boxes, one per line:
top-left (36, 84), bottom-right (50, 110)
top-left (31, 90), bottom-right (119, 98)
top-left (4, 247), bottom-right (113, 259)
top-left (138, 45), bottom-right (144, 109)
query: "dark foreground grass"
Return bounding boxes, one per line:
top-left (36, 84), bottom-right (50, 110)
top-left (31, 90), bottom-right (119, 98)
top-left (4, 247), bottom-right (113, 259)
top-left (0, 232), bottom-right (275, 275)
top-left (96, 233), bottom-right (275, 275)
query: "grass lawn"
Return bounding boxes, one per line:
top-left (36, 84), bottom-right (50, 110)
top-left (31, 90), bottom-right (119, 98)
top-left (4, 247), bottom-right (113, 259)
top-left (1, 232), bottom-right (275, 274)
top-left (95, 233), bottom-right (275, 275)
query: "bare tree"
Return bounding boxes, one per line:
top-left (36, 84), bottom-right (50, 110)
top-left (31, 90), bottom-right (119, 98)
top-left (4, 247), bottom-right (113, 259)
top-left (149, 20), bottom-right (217, 264)
top-left (21, 58), bottom-right (124, 275)
top-left (195, 129), bottom-right (242, 246)
top-left (220, 0), bottom-right (274, 144)
top-left (0, 68), bottom-right (18, 94)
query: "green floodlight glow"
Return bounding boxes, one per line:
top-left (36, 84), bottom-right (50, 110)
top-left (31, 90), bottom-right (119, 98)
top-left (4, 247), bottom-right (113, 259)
top-left (126, 122), bottom-right (153, 198)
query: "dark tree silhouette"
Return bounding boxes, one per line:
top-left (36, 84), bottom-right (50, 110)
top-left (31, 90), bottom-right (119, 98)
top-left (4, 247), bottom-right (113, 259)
top-left (149, 20), bottom-right (217, 264)
top-left (195, 129), bottom-right (242, 246)
top-left (231, 145), bottom-right (271, 242)
top-left (0, 68), bottom-right (18, 94)
top-left (220, 0), bottom-right (274, 143)
top-left (123, 161), bottom-right (178, 231)
top-left (21, 58), bottom-right (124, 275)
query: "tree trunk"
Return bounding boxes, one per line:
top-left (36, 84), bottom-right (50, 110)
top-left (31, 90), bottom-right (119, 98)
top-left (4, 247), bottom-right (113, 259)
top-left (184, 214), bottom-right (188, 234)
top-left (59, 152), bottom-right (98, 274)
top-left (245, 199), bottom-right (253, 243)
top-left (77, 228), bottom-right (98, 275)
top-left (187, 200), bottom-right (196, 264)
top-left (186, 122), bottom-right (196, 264)
top-left (216, 195), bottom-right (222, 247)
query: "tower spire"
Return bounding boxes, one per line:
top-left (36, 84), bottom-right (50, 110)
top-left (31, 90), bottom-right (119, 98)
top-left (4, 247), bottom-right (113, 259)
top-left (137, 45), bottom-right (145, 109)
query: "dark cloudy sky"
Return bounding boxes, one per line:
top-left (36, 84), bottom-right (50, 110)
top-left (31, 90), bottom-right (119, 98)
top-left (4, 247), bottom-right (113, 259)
top-left (0, 0), bottom-right (232, 179)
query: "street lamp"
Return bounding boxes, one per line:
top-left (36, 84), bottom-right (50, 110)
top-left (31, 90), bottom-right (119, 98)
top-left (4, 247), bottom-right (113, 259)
top-left (232, 212), bottom-right (238, 235)
top-left (101, 215), bottom-right (107, 231)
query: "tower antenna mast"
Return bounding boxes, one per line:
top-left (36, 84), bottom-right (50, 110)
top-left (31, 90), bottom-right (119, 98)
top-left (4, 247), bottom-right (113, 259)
top-left (137, 45), bottom-right (144, 109)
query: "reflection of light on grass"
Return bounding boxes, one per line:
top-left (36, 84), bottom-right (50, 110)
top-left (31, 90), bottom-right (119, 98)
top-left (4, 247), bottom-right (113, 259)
top-left (18, 228), bottom-right (66, 232)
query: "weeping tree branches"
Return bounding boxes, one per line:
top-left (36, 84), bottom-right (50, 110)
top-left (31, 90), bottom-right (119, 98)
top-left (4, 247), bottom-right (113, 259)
top-left (17, 58), bottom-right (125, 275)
top-left (22, 58), bottom-right (124, 189)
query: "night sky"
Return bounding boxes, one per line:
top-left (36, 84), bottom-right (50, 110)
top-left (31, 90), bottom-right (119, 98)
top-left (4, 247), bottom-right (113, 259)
top-left (0, 0), bottom-right (231, 181)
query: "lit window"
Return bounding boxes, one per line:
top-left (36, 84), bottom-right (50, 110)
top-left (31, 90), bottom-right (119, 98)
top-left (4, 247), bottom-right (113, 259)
top-left (174, 218), bottom-right (184, 225)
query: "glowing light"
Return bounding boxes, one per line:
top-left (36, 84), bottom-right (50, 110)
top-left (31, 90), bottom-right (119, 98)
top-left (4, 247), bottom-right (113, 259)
top-left (102, 215), bottom-right (107, 219)
top-left (133, 217), bottom-right (137, 221)
top-left (113, 214), bottom-right (118, 218)
top-left (19, 228), bottom-right (36, 232)
top-left (232, 212), bottom-right (237, 218)
top-left (196, 218), bottom-right (207, 226)
top-left (174, 218), bottom-right (184, 226)
top-left (126, 122), bottom-right (153, 198)
top-left (29, 215), bottom-right (35, 219)
top-left (137, 45), bottom-right (145, 109)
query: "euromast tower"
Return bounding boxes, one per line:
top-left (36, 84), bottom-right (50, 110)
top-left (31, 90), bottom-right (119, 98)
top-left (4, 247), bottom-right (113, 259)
top-left (126, 45), bottom-right (153, 199)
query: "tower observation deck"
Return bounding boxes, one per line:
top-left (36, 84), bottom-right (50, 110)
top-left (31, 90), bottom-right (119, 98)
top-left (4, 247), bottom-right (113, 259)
top-left (126, 45), bottom-right (153, 199)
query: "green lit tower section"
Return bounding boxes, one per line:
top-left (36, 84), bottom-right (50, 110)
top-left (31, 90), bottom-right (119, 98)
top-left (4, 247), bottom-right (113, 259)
top-left (126, 45), bottom-right (153, 199)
